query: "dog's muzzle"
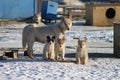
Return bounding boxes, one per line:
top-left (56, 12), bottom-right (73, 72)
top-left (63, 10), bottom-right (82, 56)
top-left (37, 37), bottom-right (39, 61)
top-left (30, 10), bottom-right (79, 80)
top-left (59, 45), bottom-right (62, 47)
top-left (66, 24), bottom-right (70, 30)
top-left (80, 45), bottom-right (82, 48)
top-left (64, 21), bottom-right (70, 30)
top-left (67, 27), bottom-right (70, 30)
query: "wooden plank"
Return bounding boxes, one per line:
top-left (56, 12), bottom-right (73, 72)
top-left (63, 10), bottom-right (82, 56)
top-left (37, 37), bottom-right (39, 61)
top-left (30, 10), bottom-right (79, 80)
top-left (0, 47), bottom-right (27, 59)
top-left (0, 48), bottom-right (26, 52)
top-left (1, 48), bottom-right (26, 59)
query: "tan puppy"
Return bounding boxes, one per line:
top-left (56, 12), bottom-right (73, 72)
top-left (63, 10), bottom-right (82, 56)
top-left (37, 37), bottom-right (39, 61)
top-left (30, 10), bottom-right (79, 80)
top-left (43, 35), bottom-right (55, 60)
top-left (55, 36), bottom-right (65, 61)
top-left (76, 39), bottom-right (88, 64)
top-left (22, 16), bottom-right (72, 59)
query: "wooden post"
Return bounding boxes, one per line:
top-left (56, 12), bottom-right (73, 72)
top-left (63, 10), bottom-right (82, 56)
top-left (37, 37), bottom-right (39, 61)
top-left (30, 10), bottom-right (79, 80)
top-left (114, 22), bottom-right (120, 58)
top-left (12, 50), bottom-right (18, 59)
top-left (37, 0), bottom-right (42, 14)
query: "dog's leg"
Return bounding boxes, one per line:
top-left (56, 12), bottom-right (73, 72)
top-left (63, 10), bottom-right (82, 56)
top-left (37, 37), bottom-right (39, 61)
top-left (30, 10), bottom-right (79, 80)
top-left (48, 53), bottom-right (51, 60)
top-left (81, 58), bottom-right (84, 64)
top-left (76, 53), bottom-right (81, 64)
top-left (45, 52), bottom-right (49, 60)
top-left (84, 55), bottom-right (88, 64)
top-left (61, 47), bottom-right (65, 61)
top-left (55, 54), bottom-right (58, 61)
top-left (43, 51), bottom-right (48, 60)
top-left (51, 51), bottom-right (55, 61)
top-left (61, 52), bottom-right (65, 61)
top-left (27, 48), bottom-right (34, 59)
top-left (55, 50), bottom-right (58, 61)
top-left (27, 40), bottom-right (35, 59)
top-left (76, 57), bottom-right (80, 64)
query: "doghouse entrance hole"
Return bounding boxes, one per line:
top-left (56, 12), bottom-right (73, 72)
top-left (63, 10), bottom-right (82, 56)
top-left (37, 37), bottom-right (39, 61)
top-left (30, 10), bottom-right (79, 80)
top-left (106, 8), bottom-right (116, 19)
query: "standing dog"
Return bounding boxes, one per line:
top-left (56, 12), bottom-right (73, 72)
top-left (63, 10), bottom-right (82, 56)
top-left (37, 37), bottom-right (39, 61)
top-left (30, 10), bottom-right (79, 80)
top-left (22, 16), bottom-right (72, 59)
top-left (76, 39), bottom-right (88, 64)
top-left (43, 35), bottom-right (55, 60)
top-left (55, 36), bottom-right (65, 61)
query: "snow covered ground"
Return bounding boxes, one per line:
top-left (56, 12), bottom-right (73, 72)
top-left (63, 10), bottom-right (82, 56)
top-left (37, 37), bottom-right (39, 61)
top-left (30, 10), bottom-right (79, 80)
top-left (0, 20), bottom-right (120, 80)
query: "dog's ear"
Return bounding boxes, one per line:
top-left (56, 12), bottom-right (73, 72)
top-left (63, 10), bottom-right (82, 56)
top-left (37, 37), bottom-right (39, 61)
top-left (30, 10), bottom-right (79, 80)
top-left (63, 37), bottom-right (65, 40)
top-left (68, 14), bottom-right (72, 20)
top-left (61, 16), bottom-right (65, 21)
top-left (52, 36), bottom-right (56, 40)
top-left (47, 35), bottom-right (50, 39)
top-left (47, 35), bottom-right (50, 41)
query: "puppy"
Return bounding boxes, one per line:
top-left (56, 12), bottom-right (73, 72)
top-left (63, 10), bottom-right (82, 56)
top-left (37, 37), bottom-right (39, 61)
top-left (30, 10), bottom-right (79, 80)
top-left (76, 39), bottom-right (88, 64)
top-left (55, 36), bottom-right (65, 61)
top-left (43, 35), bottom-right (55, 60)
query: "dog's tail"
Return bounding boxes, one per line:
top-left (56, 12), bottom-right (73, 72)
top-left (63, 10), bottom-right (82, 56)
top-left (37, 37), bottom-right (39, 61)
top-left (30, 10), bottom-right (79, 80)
top-left (22, 28), bottom-right (27, 49)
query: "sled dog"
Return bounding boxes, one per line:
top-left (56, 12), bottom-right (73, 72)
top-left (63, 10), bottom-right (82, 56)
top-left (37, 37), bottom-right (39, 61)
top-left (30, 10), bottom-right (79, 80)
top-left (76, 39), bottom-right (88, 64)
top-left (32, 13), bottom-right (45, 26)
top-left (33, 13), bottom-right (41, 24)
top-left (22, 16), bottom-right (72, 59)
top-left (55, 36), bottom-right (65, 61)
top-left (43, 35), bottom-right (55, 60)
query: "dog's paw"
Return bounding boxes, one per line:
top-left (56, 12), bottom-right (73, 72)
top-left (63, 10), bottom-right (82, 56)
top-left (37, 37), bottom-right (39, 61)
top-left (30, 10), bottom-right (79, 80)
top-left (50, 58), bottom-right (55, 61)
top-left (76, 61), bottom-right (81, 64)
top-left (29, 56), bottom-right (35, 59)
top-left (62, 58), bottom-right (64, 62)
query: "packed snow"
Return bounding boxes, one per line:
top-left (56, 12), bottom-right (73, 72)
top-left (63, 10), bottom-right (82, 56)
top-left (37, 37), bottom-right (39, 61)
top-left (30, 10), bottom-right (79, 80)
top-left (0, 20), bottom-right (120, 80)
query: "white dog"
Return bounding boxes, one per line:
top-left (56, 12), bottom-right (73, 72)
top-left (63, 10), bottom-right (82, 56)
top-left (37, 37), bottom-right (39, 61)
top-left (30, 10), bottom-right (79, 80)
top-left (33, 13), bottom-right (41, 24)
top-left (22, 16), bottom-right (72, 59)
top-left (43, 35), bottom-right (55, 60)
top-left (55, 36), bottom-right (65, 61)
top-left (32, 13), bottom-right (45, 27)
top-left (76, 39), bottom-right (88, 64)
